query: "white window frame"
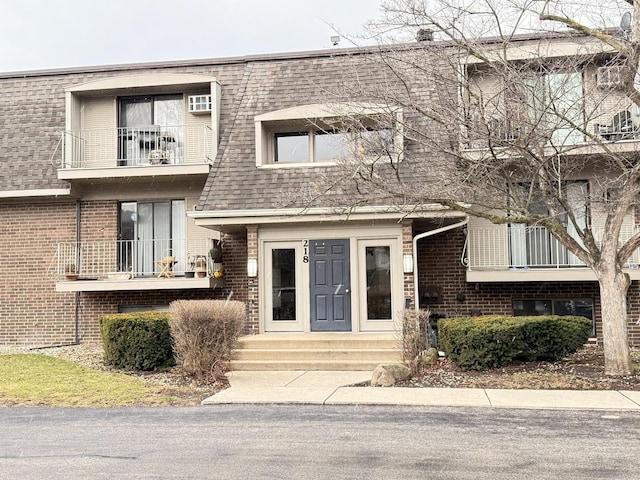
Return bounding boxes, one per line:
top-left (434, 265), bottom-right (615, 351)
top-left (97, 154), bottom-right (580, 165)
top-left (255, 103), bottom-right (403, 168)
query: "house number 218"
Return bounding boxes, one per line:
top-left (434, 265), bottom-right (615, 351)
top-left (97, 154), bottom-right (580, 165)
top-left (303, 239), bottom-right (309, 263)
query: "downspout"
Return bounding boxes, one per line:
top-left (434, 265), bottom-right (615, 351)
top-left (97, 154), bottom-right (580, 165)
top-left (413, 216), bottom-right (469, 310)
top-left (74, 199), bottom-right (81, 344)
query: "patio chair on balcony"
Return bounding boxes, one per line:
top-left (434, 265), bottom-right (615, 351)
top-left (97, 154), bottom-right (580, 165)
top-left (595, 110), bottom-right (638, 141)
top-left (156, 255), bottom-right (177, 279)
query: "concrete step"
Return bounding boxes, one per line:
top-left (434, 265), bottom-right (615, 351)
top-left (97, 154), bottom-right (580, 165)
top-left (231, 333), bottom-right (402, 371)
top-left (230, 359), bottom-right (390, 371)
top-left (236, 333), bottom-right (399, 350)
top-left (233, 348), bottom-right (401, 362)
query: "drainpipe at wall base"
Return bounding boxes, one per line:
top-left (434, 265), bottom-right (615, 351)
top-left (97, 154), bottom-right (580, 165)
top-left (412, 216), bottom-right (469, 310)
top-left (74, 199), bottom-right (81, 344)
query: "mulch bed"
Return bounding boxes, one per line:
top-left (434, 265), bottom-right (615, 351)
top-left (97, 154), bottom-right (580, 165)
top-left (397, 345), bottom-right (640, 390)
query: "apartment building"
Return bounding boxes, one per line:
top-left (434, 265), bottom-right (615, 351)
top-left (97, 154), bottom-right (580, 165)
top-left (1, 31), bottom-right (639, 352)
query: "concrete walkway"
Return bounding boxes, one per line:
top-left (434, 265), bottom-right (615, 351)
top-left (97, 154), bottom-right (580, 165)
top-left (201, 370), bottom-right (640, 410)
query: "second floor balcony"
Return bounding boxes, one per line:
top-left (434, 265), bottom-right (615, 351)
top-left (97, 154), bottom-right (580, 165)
top-left (466, 225), bottom-right (640, 282)
top-left (56, 124), bottom-right (213, 181)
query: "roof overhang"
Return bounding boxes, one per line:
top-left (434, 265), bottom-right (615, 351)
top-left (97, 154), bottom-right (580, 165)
top-left (0, 188), bottom-right (71, 199)
top-left (189, 205), bottom-right (466, 230)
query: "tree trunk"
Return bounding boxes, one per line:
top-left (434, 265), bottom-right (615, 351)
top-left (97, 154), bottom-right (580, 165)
top-left (597, 269), bottom-right (633, 376)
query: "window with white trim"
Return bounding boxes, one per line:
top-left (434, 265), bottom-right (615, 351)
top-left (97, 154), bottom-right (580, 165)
top-left (255, 103), bottom-right (402, 167)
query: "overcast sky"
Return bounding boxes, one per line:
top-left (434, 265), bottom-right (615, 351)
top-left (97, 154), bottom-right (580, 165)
top-left (0, 0), bottom-right (382, 73)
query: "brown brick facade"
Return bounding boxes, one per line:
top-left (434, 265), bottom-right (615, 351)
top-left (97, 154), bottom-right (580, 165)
top-left (402, 221), bottom-right (415, 308)
top-left (245, 225), bottom-right (259, 334)
top-left (0, 201), bottom-right (78, 345)
top-left (0, 200), bottom-right (247, 346)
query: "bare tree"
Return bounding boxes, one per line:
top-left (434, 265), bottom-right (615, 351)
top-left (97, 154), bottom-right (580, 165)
top-left (312, 0), bottom-right (640, 375)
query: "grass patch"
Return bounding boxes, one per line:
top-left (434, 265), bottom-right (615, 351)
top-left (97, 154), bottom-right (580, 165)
top-left (0, 354), bottom-right (194, 407)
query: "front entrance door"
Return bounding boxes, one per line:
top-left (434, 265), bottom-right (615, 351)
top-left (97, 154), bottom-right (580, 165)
top-left (310, 239), bottom-right (351, 331)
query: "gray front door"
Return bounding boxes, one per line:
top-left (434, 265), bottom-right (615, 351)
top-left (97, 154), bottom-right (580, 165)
top-left (310, 239), bottom-right (351, 331)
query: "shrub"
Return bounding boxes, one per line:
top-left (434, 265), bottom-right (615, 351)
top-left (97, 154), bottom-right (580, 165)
top-left (169, 300), bottom-right (246, 382)
top-left (100, 312), bottom-right (175, 371)
top-left (401, 309), bottom-right (431, 375)
top-left (438, 315), bottom-right (592, 371)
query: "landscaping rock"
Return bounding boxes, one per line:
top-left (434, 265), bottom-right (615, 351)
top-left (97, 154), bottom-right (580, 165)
top-left (416, 347), bottom-right (439, 367)
top-left (371, 363), bottom-right (411, 387)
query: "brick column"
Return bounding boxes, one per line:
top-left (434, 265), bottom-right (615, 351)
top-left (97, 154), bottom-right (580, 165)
top-left (246, 225), bottom-right (259, 334)
top-left (402, 221), bottom-right (415, 309)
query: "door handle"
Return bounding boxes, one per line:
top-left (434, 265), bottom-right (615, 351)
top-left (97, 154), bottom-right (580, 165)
top-left (345, 288), bottom-right (351, 294)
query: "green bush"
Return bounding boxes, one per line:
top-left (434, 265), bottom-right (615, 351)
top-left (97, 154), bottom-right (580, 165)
top-left (169, 300), bottom-right (246, 382)
top-left (438, 315), bottom-right (592, 371)
top-left (100, 312), bottom-right (175, 371)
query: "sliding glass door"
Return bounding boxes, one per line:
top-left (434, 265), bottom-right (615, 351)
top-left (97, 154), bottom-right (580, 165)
top-left (118, 95), bottom-right (183, 165)
top-left (119, 200), bottom-right (185, 276)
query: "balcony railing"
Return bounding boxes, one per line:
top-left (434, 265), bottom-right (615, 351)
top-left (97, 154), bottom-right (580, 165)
top-left (593, 109), bottom-right (639, 142)
top-left (58, 124), bottom-right (213, 169)
top-left (467, 225), bottom-right (640, 270)
top-left (53, 238), bottom-right (213, 279)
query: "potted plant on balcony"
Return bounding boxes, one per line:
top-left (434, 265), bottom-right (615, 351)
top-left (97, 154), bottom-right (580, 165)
top-left (209, 241), bottom-right (223, 278)
top-left (64, 263), bottom-right (78, 281)
top-left (194, 256), bottom-right (207, 278)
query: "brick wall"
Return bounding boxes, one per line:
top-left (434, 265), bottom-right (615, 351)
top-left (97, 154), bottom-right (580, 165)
top-left (245, 226), bottom-right (258, 334)
top-left (402, 221), bottom-right (415, 308)
top-left (0, 201), bottom-right (78, 345)
top-left (416, 227), bottom-right (640, 345)
top-left (0, 200), bottom-right (249, 346)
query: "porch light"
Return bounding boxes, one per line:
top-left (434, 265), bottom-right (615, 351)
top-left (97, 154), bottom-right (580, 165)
top-left (403, 254), bottom-right (414, 273)
top-left (247, 258), bottom-right (258, 277)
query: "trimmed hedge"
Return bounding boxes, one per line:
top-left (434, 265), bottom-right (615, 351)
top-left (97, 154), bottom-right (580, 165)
top-left (438, 315), bottom-right (592, 371)
top-left (100, 312), bottom-right (175, 371)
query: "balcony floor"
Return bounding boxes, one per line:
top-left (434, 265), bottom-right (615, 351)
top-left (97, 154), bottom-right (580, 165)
top-left (58, 163), bottom-right (210, 181)
top-left (55, 276), bottom-right (224, 292)
top-left (467, 267), bottom-right (640, 283)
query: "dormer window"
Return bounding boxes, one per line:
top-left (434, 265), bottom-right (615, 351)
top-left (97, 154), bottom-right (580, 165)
top-left (255, 103), bottom-right (402, 168)
top-left (273, 129), bottom-right (351, 163)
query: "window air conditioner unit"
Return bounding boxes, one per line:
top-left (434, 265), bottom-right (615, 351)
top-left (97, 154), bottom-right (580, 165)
top-left (188, 95), bottom-right (212, 113)
top-left (596, 66), bottom-right (622, 88)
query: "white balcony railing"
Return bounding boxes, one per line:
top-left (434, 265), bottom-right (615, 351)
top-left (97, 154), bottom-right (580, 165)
top-left (59, 124), bottom-right (213, 169)
top-left (467, 225), bottom-right (640, 270)
top-left (53, 238), bottom-right (213, 278)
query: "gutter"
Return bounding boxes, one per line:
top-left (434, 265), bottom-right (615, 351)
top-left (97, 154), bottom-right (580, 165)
top-left (74, 200), bottom-right (81, 344)
top-left (413, 217), bottom-right (469, 310)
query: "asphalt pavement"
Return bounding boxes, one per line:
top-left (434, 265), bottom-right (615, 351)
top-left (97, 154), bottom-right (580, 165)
top-left (202, 370), bottom-right (640, 410)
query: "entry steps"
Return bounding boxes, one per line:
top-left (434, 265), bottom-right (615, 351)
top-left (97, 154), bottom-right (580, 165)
top-left (231, 333), bottom-right (402, 371)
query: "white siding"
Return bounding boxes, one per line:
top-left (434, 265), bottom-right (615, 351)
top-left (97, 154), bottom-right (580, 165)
top-left (82, 97), bottom-right (116, 168)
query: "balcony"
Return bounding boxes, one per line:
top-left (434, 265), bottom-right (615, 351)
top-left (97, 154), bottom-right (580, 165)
top-left (53, 238), bottom-right (224, 292)
top-left (466, 225), bottom-right (640, 282)
top-left (56, 124), bottom-right (213, 181)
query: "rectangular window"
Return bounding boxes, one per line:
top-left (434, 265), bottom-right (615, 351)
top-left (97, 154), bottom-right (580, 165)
top-left (275, 132), bottom-right (309, 163)
top-left (272, 126), bottom-right (393, 164)
top-left (272, 248), bottom-right (297, 321)
top-left (518, 70), bottom-right (584, 146)
top-left (365, 246), bottom-right (392, 320)
top-left (118, 200), bottom-right (185, 276)
top-left (315, 130), bottom-right (350, 161)
top-left (513, 298), bottom-right (595, 336)
top-left (118, 94), bottom-right (184, 165)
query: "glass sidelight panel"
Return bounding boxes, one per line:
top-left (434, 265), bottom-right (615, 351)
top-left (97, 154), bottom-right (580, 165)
top-left (272, 248), bottom-right (297, 321)
top-left (365, 246), bottom-right (392, 320)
